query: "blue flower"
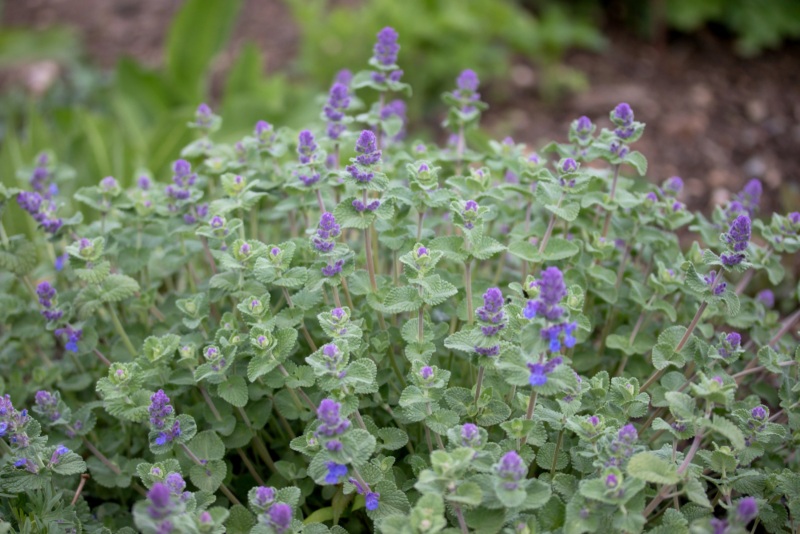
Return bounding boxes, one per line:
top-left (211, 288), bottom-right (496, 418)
top-left (325, 462), bottom-right (348, 484)
top-left (365, 491), bottom-right (380, 511)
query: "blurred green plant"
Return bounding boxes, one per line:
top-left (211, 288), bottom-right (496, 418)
top-left (0, 0), bottom-right (309, 238)
top-left (664, 0), bottom-right (800, 55)
top-left (287, 0), bottom-right (605, 109)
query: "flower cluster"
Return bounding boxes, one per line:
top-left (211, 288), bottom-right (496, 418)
top-left (324, 83), bottom-right (350, 141)
top-left (36, 281), bottom-right (62, 322)
top-left (315, 398), bottom-right (350, 441)
top-left (296, 130), bottom-right (320, 186)
top-left (148, 390), bottom-right (181, 446)
top-left (720, 213), bottom-right (751, 266)
top-left (475, 287), bottom-right (506, 357)
top-left (55, 325), bottom-right (82, 353)
top-left (17, 190), bottom-right (63, 234)
top-left (523, 267), bottom-right (568, 321)
top-left (717, 331), bottom-right (741, 358)
top-left (371, 27), bottom-right (403, 83)
top-left (527, 356), bottom-right (563, 386)
top-left (496, 451), bottom-right (526, 490)
top-left (346, 130), bottom-right (382, 183)
top-left (312, 212), bottom-right (341, 253)
top-left (0, 394), bottom-right (31, 449)
top-left (34, 390), bottom-right (60, 421)
top-left (452, 69), bottom-right (480, 114)
top-left (606, 424), bottom-right (639, 467)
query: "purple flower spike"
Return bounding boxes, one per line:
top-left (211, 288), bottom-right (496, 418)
top-left (354, 130), bottom-right (381, 166)
top-left (751, 406), bottom-right (767, 421)
top-left (737, 497), bottom-right (758, 523)
top-left (365, 492), bottom-right (380, 511)
top-left (313, 212), bottom-right (341, 253)
top-left (373, 27), bottom-right (400, 66)
top-left (663, 176), bottom-right (683, 195)
top-left (756, 289), bottom-right (774, 308)
top-left (268, 503), bottom-right (293, 534)
top-left (316, 399), bottom-right (350, 437)
top-left (297, 130), bottom-right (317, 164)
top-left (496, 451), bottom-right (526, 490)
top-left (561, 158), bottom-right (578, 174)
top-left (324, 462), bottom-right (348, 484)
top-left (477, 287), bottom-right (506, 337)
top-left (574, 116), bottom-right (593, 140)
top-left (461, 423), bottom-right (481, 447)
top-left (148, 390), bottom-right (174, 430)
top-left (725, 214), bottom-right (751, 253)
top-left (255, 486), bottom-right (276, 507)
top-left (737, 179), bottom-right (762, 215)
top-left (612, 103), bottom-right (634, 126)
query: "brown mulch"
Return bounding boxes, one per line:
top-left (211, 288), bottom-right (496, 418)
top-left (486, 31), bottom-right (800, 215)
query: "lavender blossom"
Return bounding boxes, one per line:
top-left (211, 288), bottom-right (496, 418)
top-left (146, 483), bottom-right (173, 520)
top-left (663, 176), bottom-right (684, 195)
top-left (325, 462), bottom-right (348, 484)
top-left (325, 83), bottom-right (350, 140)
top-left (316, 399), bottom-right (350, 437)
top-left (461, 423), bottom-right (482, 447)
top-left (297, 130), bottom-right (318, 165)
top-left (312, 212), bottom-right (341, 253)
top-left (496, 451), bottom-right (526, 490)
top-left (373, 27), bottom-right (400, 66)
top-left (255, 486), bottom-right (276, 508)
top-left (523, 267), bottom-right (568, 321)
top-left (321, 260), bottom-right (344, 277)
top-left (736, 497), bottom-right (758, 523)
top-left (55, 326), bottom-right (82, 352)
top-left (703, 270), bottom-right (727, 295)
top-left (365, 492), bottom-right (380, 511)
top-left (34, 390), bottom-right (60, 421)
top-left (737, 179), bottom-right (762, 215)
top-left (149, 390), bottom-right (174, 430)
top-left (452, 69), bottom-right (481, 113)
top-left (36, 282), bottom-right (63, 321)
top-left (718, 332), bottom-right (741, 358)
top-left (528, 356), bottom-right (563, 386)
top-left (756, 289), bottom-right (774, 308)
top-left (476, 287), bottom-right (506, 336)
top-left (354, 130), bottom-right (381, 166)
top-left (268, 503), bottom-right (293, 534)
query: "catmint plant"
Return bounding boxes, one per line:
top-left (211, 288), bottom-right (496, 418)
top-left (2, 25), bottom-right (800, 534)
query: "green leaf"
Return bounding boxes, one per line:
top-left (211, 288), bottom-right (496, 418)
top-left (448, 481), bottom-right (483, 506)
top-left (188, 430), bottom-right (226, 461)
top-left (625, 151), bottom-right (648, 175)
top-left (224, 505), bottom-right (255, 534)
top-left (218, 376), bottom-right (249, 407)
top-left (542, 237), bottom-right (580, 261)
top-left (51, 451), bottom-right (87, 476)
top-left (627, 452), bottom-right (679, 484)
top-left (100, 274), bottom-right (141, 303)
top-left (189, 459), bottom-right (227, 493)
top-left (377, 428), bottom-right (409, 451)
top-left (166, 0), bottom-right (243, 101)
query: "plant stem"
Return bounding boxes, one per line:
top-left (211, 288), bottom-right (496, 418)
top-left (315, 189), bottom-right (326, 213)
top-left (474, 365), bottom-right (485, 407)
top-left (600, 164), bottom-right (621, 239)
top-left (550, 428), bottom-right (564, 475)
top-left (453, 503), bottom-right (469, 534)
top-left (71, 474), bottom-right (90, 505)
top-left (538, 194), bottom-right (565, 256)
top-left (641, 299), bottom-right (708, 393)
top-left (93, 348), bottom-right (111, 367)
top-left (520, 391), bottom-right (538, 446)
top-left (107, 304), bottom-right (137, 357)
